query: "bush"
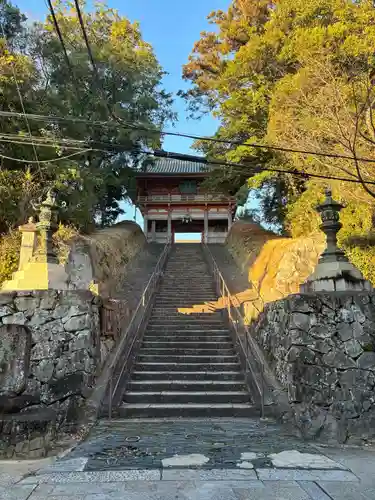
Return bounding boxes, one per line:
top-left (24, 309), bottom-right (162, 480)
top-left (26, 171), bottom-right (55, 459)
top-left (0, 231), bottom-right (21, 286)
top-left (53, 223), bottom-right (79, 265)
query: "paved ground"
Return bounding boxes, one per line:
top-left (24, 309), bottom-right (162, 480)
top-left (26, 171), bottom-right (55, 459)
top-left (62, 418), bottom-right (318, 470)
top-left (2, 418), bottom-right (375, 499)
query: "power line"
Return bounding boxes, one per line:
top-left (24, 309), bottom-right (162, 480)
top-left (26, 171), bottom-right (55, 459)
top-left (71, 1), bottom-right (375, 171)
top-left (0, 132), bottom-right (135, 153)
top-left (148, 149), bottom-right (375, 186)
top-left (0, 136), bottom-right (93, 151)
top-left (1, 109), bottom-right (375, 165)
top-left (0, 148), bottom-right (92, 164)
top-left (1, 127), bottom-right (375, 186)
top-left (45, 0), bottom-right (77, 87)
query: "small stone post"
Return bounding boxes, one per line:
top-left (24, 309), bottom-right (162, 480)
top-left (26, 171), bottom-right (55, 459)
top-left (18, 217), bottom-right (37, 270)
top-left (300, 189), bottom-right (372, 292)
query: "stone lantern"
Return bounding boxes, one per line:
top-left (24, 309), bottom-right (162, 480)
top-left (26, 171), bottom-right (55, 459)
top-left (33, 189), bottom-right (60, 264)
top-left (1, 190), bottom-right (69, 291)
top-left (300, 189), bottom-right (372, 292)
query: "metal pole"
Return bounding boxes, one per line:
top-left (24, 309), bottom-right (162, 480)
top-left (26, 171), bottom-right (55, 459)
top-left (260, 363), bottom-right (265, 419)
top-left (109, 376), bottom-right (113, 420)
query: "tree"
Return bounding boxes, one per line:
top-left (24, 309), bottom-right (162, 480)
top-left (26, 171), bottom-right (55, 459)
top-left (0, 0), bottom-right (173, 231)
top-left (183, 0), bottom-right (375, 233)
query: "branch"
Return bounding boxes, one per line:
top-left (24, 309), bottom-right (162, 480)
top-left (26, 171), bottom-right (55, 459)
top-left (351, 104), bottom-right (375, 200)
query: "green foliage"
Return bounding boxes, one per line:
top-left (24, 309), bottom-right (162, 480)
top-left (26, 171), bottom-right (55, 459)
top-left (53, 223), bottom-right (79, 264)
top-left (338, 202), bottom-right (375, 284)
top-left (0, 0), bottom-right (173, 232)
top-left (286, 185), bottom-right (375, 284)
top-left (0, 230), bottom-right (21, 284)
top-left (184, 0), bottom-right (375, 224)
top-left (285, 183), bottom-right (324, 238)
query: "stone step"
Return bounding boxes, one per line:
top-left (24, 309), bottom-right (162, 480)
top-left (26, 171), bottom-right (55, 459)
top-left (159, 284), bottom-right (214, 292)
top-left (132, 371), bottom-right (244, 381)
top-left (154, 297), bottom-right (217, 303)
top-left (150, 309), bottom-right (222, 315)
top-left (124, 391), bottom-right (250, 404)
top-left (137, 354), bottom-right (238, 363)
top-left (156, 299), bottom-right (215, 303)
top-left (142, 335), bottom-right (231, 342)
top-left (117, 403), bottom-right (258, 418)
top-left (149, 314), bottom-right (223, 321)
top-left (154, 297), bottom-right (218, 304)
top-left (160, 277), bottom-right (213, 281)
top-left (147, 326), bottom-right (226, 332)
top-left (155, 292), bottom-right (216, 297)
top-left (139, 347), bottom-right (236, 356)
top-left (142, 341), bottom-right (233, 349)
top-left (148, 318), bottom-right (224, 324)
top-left (135, 362), bottom-right (241, 372)
top-left (128, 380), bottom-right (247, 392)
top-left (159, 283), bottom-right (214, 288)
top-left (161, 270), bottom-right (212, 273)
top-left (161, 284), bottom-right (214, 287)
top-left (161, 274), bottom-right (213, 278)
top-left (113, 244), bottom-right (254, 419)
top-left (146, 326), bottom-right (228, 333)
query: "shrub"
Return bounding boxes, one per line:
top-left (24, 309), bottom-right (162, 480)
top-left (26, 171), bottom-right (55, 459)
top-left (0, 231), bottom-right (21, 285)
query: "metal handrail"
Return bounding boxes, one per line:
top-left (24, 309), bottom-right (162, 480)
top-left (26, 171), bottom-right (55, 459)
top-left (107, 240), bottom-right (172, 418)
top-left (203, 243), bottom-right (267, 417)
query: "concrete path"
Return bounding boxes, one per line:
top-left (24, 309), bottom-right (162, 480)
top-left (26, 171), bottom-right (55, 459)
top-left (1, 418), bottom-right (375, 499)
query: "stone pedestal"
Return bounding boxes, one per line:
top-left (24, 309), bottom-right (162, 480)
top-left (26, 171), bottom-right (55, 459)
top-left (18, 218), bottom-right (37, 270)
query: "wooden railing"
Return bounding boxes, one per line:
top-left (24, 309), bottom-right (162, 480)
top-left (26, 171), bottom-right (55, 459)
top-left (138, 194), bottom-right (234, 203)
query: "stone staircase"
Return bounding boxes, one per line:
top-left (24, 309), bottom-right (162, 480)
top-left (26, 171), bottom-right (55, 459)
top-left (118, 244), bottom-right (256, 417)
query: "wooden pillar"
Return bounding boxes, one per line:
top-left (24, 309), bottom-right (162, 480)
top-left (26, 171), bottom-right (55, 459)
top-left (204, 208), bottom-right (209, 244)
top-left (144, 213), bottom-right (148, 240)
top-left (151, 220), bottom-right (156, 242)
top-left (167, 209), bottom-right (172, 242)
top-left (228, 207), bottom-right (233, 233)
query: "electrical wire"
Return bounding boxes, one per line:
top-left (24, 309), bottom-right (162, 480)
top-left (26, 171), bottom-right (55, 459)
top-left (0, 128), bottom-right (375, 186)
top-left (73, 0), bottom-right (375, 173)
top-left (0, 136), bottom-right (94, 150)
top-left (45, 0), bottom-right (77, 88)
top-left (0, 17), bottom-right (42, 173)
top-left (0, 148), bottom-right (93, 163)
top-left (0, 132), bottom-right (135, 153)
top-left (146, 149), bottom-right (375, 186)
top-left (1, 109), bottom-right (375, 165)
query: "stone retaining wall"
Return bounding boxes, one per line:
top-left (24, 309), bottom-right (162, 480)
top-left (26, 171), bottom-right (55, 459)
top-left (252, 292), bottom-right (375, 444)
top-left (0, 290), bottom-right (101, 458)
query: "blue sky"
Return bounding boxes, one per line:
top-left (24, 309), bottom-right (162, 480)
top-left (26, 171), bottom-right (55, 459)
top-left (14, 0), bottom-right (231, 232)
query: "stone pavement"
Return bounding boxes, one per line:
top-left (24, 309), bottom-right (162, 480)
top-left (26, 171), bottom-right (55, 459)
top-left (1, 418), bottom-right (375, 499)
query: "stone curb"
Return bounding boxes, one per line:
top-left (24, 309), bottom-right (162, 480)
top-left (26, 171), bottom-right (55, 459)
top-left (19, 468), bottom-right (359, 484)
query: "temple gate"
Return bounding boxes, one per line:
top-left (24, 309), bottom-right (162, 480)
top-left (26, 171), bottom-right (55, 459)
top-left (136, 157), bottom-right (236, 243)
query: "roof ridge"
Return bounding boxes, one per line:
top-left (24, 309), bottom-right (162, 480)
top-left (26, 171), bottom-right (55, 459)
top-left (141, 157), bottom-right (212, 174)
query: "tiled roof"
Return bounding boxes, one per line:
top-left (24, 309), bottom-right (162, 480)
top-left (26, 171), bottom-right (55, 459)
top-left (141, 157), bottom-right (211, 174)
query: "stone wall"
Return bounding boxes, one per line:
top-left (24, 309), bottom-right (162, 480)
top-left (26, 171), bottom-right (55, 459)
top-left (0, 290), bottom-right (101, 458)
top-left (225, 220), bottom-right (325, 322)
top-left (252, 292), bottom-right (375, 444)
top-left (65, 221), bottom-right (146, 298)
